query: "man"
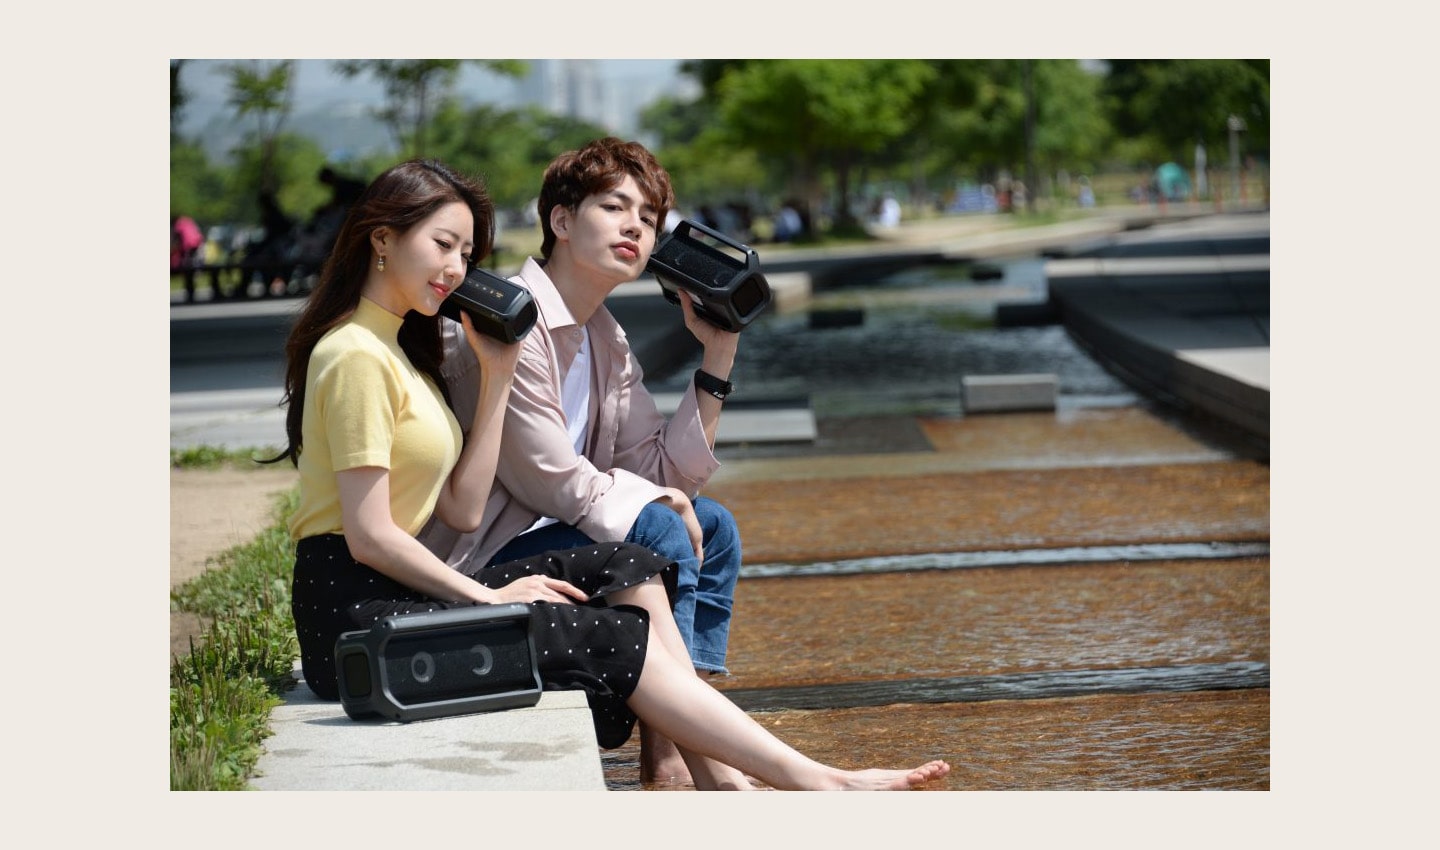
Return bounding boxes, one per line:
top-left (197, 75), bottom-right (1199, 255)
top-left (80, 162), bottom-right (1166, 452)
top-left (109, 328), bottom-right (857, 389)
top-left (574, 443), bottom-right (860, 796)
top-left (420, 138), bottom-right (743, 784)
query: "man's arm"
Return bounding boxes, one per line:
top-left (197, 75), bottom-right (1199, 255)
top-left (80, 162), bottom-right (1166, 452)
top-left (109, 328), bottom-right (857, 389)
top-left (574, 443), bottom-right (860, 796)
top-left (496, 331), bottom-right (664, 543)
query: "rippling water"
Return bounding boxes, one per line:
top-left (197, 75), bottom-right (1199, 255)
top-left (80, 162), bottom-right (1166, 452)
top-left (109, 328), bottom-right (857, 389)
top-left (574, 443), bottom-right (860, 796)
top-left (619, 255), bottom-right (1268, 791)
top-left (654, 257), bottom-right (1137, 419)
top-left (600, 690), bottom-right (1270, 791)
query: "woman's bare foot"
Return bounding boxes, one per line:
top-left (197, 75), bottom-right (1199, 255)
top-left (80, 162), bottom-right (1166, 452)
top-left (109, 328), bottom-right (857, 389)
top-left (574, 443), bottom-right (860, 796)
top-left (640, 722), bottom-right (694, 786)
top-left (832, 760), bottom-right (951, 790)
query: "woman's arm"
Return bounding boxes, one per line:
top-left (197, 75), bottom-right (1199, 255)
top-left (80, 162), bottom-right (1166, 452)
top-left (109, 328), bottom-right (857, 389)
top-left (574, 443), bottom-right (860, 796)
top-left (339, 465), bottom-right (586, 605)
top-left (431, 312), bottom-right (523, 532)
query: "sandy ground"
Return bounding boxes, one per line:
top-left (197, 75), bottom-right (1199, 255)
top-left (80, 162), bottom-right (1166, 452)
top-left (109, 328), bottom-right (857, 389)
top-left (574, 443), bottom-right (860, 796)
top-left (169, 465), bottom-right (299, 660)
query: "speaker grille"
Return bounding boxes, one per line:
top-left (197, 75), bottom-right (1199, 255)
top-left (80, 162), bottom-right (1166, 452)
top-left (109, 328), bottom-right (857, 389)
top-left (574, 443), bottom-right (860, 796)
top-left (382, 621), bottom-right (535, 705)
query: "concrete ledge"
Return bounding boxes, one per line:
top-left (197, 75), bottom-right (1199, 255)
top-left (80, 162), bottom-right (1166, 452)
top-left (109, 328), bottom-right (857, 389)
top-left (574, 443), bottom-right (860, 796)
top-left (1044, 254), bottom-right (1270, 279)
top-left (962, 374), bottom-right (1058, 413)
top-left (251, 674), bottom-right (606, 791)
top-left (653, 393), bottom-right (816, 445)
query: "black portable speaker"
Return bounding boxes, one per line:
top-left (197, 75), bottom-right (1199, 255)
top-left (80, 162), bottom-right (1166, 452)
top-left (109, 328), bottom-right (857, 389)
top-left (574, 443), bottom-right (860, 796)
top-left (334, 604), bottom-right (543, 722)
top-left (647, 219), bottom-right (773, 332)
top-left (439, 266), bottom-right (539, 343)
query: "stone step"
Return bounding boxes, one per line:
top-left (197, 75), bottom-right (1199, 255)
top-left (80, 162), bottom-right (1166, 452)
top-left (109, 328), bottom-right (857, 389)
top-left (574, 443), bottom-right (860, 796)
top-left (251, 678), bottom-right (605, 791)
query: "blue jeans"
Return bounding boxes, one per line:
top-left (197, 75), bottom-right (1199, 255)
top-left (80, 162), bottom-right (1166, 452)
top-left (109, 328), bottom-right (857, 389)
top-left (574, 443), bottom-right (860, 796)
top-left (489, 497), bottom-right (741, 674)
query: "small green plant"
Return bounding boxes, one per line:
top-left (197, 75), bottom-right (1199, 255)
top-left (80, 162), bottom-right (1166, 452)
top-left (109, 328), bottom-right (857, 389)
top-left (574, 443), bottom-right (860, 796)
top-left (170, 486), bottom-right (300, 791)
top-left (171, 445), bottom-right (284, 470)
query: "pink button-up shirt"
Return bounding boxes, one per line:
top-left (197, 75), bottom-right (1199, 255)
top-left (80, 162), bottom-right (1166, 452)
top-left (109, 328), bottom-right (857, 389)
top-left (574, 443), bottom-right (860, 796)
top-left (419, 257), bottom-right (720, 569)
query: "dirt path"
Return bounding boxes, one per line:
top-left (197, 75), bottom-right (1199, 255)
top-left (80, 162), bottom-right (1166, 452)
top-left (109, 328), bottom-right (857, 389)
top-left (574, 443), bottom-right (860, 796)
top-left (169, 465), bottom-right (299, 660)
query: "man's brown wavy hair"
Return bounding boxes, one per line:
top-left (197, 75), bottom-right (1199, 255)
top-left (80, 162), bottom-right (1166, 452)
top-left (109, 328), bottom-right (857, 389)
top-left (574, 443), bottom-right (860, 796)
top-left (537, 137), bottom-right (675, 258)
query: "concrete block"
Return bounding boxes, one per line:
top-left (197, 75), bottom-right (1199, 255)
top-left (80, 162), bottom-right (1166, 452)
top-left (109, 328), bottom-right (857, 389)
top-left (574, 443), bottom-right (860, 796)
top-left (962, 373), bottom-right (1058, 413)
top-left (251, 675), bottom-right (606, 791)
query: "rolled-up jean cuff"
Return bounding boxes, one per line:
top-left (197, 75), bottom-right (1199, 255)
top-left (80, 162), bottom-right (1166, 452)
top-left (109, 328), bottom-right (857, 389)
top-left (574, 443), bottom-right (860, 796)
top-left (693, 656), bottom-right (730, 675)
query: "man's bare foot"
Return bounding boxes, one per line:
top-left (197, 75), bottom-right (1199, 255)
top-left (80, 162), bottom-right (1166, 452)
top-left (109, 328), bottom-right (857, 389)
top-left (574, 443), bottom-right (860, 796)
top-left (639, 722), bottom-right (693, 786)
top-left (834, 760), bottom-right (951, 790)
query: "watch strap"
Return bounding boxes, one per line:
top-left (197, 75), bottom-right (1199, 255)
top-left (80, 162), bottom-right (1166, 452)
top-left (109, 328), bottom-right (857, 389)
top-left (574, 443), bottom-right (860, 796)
top-left (694, 368), bottom-right (734, 401)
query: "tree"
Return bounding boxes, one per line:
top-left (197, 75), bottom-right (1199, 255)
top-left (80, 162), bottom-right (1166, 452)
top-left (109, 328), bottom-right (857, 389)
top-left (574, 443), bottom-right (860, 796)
top-left (427, 102), bottom-right (611, 213)
top-left (1029, 60), bottom-right (1110, 173)
top-left (638, 95), bottom-right (767, 212)
top-left (229, 133), bottom-right (332, 225)
top-left (171, 59), bottom-right (189, 129)
top-left (1104, 60), bottom-right (1269, 162)
top-left (713, 59), bottom-right (937, 228)
top-left (171, 139), bottom-right (233, 225)
top-left (225, 60), bottom-right (295, 194)
top-left (859, 59), bottom-right (1106, 211)
top-left (333, 60), bottom-right (527, 158)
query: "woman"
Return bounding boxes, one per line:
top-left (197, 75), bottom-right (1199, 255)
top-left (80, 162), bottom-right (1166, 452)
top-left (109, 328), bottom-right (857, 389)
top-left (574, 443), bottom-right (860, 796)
top-left (272, 158), bottom-right (950, 790)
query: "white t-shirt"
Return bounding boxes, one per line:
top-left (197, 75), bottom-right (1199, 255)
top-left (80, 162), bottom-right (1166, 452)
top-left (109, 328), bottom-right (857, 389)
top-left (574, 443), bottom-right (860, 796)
top-left (524, 327), bottom-right (591, 533)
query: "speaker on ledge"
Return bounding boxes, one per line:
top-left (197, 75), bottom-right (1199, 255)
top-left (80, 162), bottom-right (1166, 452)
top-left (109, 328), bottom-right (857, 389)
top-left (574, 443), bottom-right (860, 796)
top-left (334, 603), bottom-right (543, 722)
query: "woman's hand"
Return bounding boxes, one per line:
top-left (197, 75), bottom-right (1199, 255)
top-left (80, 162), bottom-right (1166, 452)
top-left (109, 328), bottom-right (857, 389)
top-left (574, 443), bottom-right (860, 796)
top-left (433, 310), bottom-right (527, 532)
top-left (487, 574), bottom-right (589, 605)
top-left (458, 311), bottom-right (523, 381)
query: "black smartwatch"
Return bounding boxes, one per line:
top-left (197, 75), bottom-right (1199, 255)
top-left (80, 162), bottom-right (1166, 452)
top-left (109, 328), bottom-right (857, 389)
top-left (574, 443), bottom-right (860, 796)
top-left (694, 368), bottom-right (734, 401)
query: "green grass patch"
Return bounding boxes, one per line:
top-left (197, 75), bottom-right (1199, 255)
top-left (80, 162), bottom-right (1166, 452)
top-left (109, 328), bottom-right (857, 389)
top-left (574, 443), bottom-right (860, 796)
top-left (171, 445), bottom-right (286, 470)
top-left (170, 486), bottom-right (300, 791)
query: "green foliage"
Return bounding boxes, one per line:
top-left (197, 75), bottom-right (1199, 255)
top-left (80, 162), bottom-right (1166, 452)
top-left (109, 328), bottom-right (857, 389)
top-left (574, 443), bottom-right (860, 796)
top-left (909, 60), bottom-right (1109, 181)
top-left (654, 131), bottom-right (767, 209)
top-left (227, 133), bottom-right (331, 222)
top-left (226, 60), bottom-right (295, 124)
top-left (639, 95), bottom-right (767, 207)
top-left (712, 60), bottom-right (938, 221)
top-left (172, 59), bottom-right (1269, 250)
top-left (172, 59), bottom-right (331, 228)
top-left (170, 638), bottom-right (284, 790)
top-left (1031, 61), bottom-right (1110, 172)
top-left (170, 131), bottom-right (338, 235)
top-left (171, 139), bottom-right (234, 224)
top-left (717, 60), bottom-right (935, 156)
top-left (428, 103), bottom-right (609, 212)
top-left (170, 489), bottom-right (300, 790)
top-left (639, 94), bottom-right (714, 149)
top-left (1105, 59), bottom-right (1269, 161)
top-left (224, 60), bottom-right (296, 193)
top-left (335, 60), bottom-right (528, 158)
top-left (170, 445), bottom-right (285, 470)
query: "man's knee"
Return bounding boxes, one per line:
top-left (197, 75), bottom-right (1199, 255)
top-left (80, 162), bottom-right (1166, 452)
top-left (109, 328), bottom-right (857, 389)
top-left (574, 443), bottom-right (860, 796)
top-left (630, 502), bottom-right (694, 562)
top-left (694, 497), bottom-right (741, 550)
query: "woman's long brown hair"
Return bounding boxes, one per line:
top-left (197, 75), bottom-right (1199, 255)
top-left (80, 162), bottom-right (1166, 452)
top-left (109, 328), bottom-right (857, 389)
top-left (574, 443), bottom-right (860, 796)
top-left (263, 159), bottom-right (494, 467)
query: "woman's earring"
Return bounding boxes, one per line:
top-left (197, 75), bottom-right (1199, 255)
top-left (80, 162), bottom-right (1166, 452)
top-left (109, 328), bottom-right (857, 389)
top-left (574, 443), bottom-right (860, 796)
top-left (377, 256), bottom-right (386, 272)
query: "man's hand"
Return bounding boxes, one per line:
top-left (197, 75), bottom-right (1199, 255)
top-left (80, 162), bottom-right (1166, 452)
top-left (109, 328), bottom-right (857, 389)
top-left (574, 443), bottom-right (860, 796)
top-left (679, 292), bottom-right (740, 357)
top-left (656, 486), bottom-right (704, 563)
